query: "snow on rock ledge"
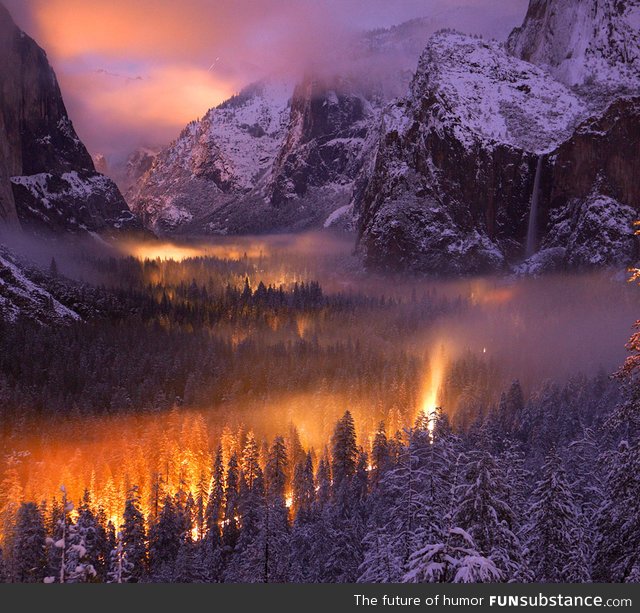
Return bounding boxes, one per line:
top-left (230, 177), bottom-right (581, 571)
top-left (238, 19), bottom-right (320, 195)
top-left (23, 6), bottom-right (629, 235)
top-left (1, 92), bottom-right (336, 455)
top-left (355, 31), bottom-right (588, 274)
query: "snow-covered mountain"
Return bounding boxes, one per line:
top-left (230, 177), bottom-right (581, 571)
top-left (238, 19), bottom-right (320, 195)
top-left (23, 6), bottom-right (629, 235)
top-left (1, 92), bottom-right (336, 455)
top-left (354, 1), bottom-right (640, 274)
top-left (355, 32), bottom-right (590, 274)
top-left (0, 3), bottom-right (141, 237)
top-left (129, 1), bottom-right (639, 273)
top-left (129, 19), bottom-right (443, 236)
top-left (129, 80), bottom-right (293, 234)
top-left (507, 0), bottom-right (640, 90)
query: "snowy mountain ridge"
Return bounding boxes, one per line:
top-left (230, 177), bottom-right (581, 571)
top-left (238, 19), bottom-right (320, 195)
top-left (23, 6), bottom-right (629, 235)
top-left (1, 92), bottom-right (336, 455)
top-left (0, 246), bottom-right (80, 324)
top-left (128, 80), bottom-right (293, 234)
top-left (407, 32), bottom-right (587, 153)
top-left (129, 0), bottom-right (640, 273)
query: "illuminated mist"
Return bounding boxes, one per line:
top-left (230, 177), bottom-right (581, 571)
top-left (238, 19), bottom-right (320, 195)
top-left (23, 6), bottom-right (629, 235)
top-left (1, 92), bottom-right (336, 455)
top-left (1, 233), bottom-right (638, 541)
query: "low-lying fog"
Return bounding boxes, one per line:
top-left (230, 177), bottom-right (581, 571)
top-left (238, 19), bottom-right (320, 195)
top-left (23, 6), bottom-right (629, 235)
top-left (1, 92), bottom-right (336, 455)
top-left (5, 229), bottom-right (639, 392)
top-left (3, 228), bottom-right (639, 518)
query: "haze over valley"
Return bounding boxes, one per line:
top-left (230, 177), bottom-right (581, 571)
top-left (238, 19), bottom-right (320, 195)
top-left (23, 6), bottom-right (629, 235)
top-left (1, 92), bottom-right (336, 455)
top-left (1, 0), bottom-right (640, 586)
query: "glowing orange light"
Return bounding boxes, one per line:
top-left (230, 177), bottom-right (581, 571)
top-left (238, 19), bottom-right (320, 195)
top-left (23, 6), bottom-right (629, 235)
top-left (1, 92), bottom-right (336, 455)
top-left (420, 351), bottom-right (445, 436)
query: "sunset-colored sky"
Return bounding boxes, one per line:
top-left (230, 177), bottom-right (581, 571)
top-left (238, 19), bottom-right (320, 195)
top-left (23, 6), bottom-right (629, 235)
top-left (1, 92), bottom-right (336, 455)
top-left (4, 0), bottom-right (527, 161)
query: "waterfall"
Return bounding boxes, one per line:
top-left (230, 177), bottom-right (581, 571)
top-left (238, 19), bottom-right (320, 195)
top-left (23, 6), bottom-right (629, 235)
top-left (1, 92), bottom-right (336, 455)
top-left (525, 156), bottom-right (543, 259)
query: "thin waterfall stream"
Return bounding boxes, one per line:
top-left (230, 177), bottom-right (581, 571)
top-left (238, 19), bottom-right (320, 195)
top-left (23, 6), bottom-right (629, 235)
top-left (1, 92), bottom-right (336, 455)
top-left (526, 156), bottom-right (543, 258)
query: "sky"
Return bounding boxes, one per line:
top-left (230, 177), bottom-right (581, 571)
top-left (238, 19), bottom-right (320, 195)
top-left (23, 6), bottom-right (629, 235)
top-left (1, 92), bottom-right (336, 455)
top-left (4, 0), bottom-right (528, 162)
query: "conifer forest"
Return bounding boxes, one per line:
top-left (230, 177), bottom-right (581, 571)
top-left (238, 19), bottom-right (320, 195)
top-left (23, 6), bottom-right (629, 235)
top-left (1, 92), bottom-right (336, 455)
top-left (1, 236), bottom-right (640, 584)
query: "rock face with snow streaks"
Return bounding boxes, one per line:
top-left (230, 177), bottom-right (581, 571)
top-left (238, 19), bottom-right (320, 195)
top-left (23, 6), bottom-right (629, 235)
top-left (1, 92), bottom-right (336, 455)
top-left (355, 0), bottom-right (640, 274)
top-left (507, 0), bottom-right (640, 90)
top-left (354, 32), bottom-right (589, 274)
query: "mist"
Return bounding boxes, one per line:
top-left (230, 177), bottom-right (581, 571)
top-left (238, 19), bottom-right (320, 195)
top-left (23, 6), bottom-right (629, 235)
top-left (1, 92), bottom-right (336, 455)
top-left (2, 230), bottom-right (638, 551)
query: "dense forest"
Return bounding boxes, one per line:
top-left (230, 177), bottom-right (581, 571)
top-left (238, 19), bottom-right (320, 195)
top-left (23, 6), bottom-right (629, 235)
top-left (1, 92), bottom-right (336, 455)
top-left (0, 374), bottom-right (637, 583)
top-left (0, 248), bottom-right (639, 583)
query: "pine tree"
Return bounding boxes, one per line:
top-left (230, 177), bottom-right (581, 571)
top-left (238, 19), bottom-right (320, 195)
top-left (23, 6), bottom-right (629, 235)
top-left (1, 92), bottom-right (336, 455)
top-left (498, 380), bottom-right (525, 435)
top-left (222, 454), bottom-right (240, 553)
top-left (44, 485), bottom-right (74, 583)
top-left (292, 453), bottom-right (315, 521)
top-left (205, 446), bottom-right (225, 541)
top-left (121, 486), bottom-right (147, 582)
top-left (371, 422), bottom-right (390, 485)
top-left (404, 527), bottom-right (501, 583)
top-left (75, 491), bottom-right (108, 582)
top-left (203, 446), bottom-right (225, 582)
top-left (524, 449), bottom-right (590, 582)
top-left (360, 424), bottom-right (435, 583)
top-left (262, 437), bottom-right (290, 582)
top-left (593, 440), bottom-right (640, 582)
top-left (11, 502), bottom-right (46, 583)
top-left (453, 448), bottom-right (524, 581)
top-left (241, 432), bottom-right (261, 490)
top-left (173, 540), bottom-right (206, 583)
top-left (149, 495), bottom-right (182, 578)
top-left (107, 532), bottom-right (133, 583)
top-left (331, 411), bottom-right (358, 493)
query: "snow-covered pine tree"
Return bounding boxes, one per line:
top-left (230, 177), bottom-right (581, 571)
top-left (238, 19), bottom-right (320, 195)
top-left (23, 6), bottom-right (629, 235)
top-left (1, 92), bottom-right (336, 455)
top-left (107, 531), bottom-right (133, 584)
top-left (202, 446), bottom-right (225, 582)
top-left (359, 429), bottom-right (428, 582)
top-left (149, 495), bottom-right (182, 580)
top-left (331, 411), bottom-right (358, 495)
top-left (292, 453), bottom-right (315, 521)
top-left (223, 466), bottom-right (266, 582)
top-left (593, 439), bottom-right (640, 582)
top-left (370, 422), bottom-right (391, 485)
top-left (11, 502), bottom-right (46, 583)
top-left (404, 527), bottom-right (501, 583)
top-left (262, 436), bottom-right (290, 582)
top-left (121, 486), bottom-right (147, 582)
top-left (222, 454), bottom-right (240, 553)
top-left (453, 448), bottom-right (524, 581)
top-left (75, 491), bottom-right (109, 582)
top-left (524, 449), bottom-right (590, 582)
top-left (64, 518), bottom-right (97, 583)
top-left (44, 485), bottom-right (74, 583)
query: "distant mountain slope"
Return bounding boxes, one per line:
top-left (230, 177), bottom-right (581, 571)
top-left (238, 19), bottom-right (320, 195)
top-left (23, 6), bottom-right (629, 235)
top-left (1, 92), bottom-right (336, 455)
top-left (0, 246), bottom-right (80, 324)
top-left (0, 3), bottom-right (141, 237)
top-left (128, 80), bottom-right (293, 234)
top-left (128, 19), bottom-right (441, 236)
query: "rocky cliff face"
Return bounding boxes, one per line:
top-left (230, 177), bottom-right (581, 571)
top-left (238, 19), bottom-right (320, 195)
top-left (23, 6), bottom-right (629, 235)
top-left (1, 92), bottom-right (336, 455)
top-left (507, 0), bottom-right (640, 90)
top-left (0, 3), bottom-right (140, 236)
top-left (356, 2), bottom-right (640, 275)
top-left (525, 96), bottom-right (640, 272)
top-left (268, 77), bottom-right (375, 207)
top-left (355, 32), bottom-right (588, 274)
